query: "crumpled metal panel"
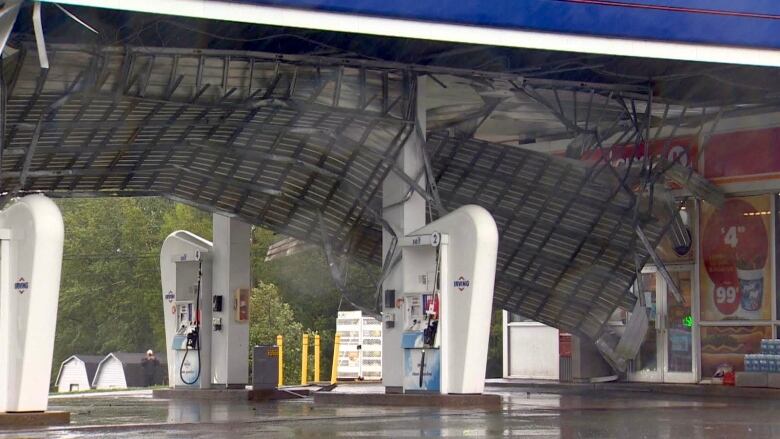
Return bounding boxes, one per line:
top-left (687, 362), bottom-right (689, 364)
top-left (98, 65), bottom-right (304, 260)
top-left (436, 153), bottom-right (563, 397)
top-left (0, 44), bottom-right (673, 341)
top-left (425, 132), bottom-right (672, 339)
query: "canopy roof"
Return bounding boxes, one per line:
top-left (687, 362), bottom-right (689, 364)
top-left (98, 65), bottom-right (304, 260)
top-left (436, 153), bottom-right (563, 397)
top-left (0, 42), bottom-right (683, 340)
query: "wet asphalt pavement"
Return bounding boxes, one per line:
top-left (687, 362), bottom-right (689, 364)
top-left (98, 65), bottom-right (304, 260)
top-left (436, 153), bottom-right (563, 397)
top-left (2, 385), bottom-right (780, 438)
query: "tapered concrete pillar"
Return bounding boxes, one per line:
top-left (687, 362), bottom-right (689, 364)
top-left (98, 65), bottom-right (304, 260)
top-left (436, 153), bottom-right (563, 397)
top-left (381, 76), bottom-right (427, 392)
top-left (211, 214), bottom-right (251, 387)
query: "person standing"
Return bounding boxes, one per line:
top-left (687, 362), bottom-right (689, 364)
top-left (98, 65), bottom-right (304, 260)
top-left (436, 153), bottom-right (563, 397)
top-left (141, 350), bottom-right (160, 387)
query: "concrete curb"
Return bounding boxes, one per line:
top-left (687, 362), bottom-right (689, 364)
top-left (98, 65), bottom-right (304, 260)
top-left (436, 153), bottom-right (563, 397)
top-left (486, 380), bottom-right (780, 399)
top-left (152, 388), bottom-right (249, 400)
top-left (314, 392), bottom-right (502, 408)
top-left (0, 411), bottom-right (70, 427)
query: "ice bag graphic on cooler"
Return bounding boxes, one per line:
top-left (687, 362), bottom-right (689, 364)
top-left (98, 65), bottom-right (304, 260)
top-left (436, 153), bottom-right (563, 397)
top-left (737, 268), bottom-right (763, 312)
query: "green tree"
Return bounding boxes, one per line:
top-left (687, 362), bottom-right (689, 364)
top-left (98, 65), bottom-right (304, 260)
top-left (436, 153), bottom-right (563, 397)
top-left (54, 198), bottom-right (161, 380)
top-left (251, 240), bottom-right (380, 381)
top-left (486, 309), bottom-right (503, 378)
top-left (249, 282), bottom-right (304, 385)
top-left (161, 203), bottom-right (213, 241)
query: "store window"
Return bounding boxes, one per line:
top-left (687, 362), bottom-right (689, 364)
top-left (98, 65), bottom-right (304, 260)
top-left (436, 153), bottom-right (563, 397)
top-left (699, 194), bottom-right (774, 379)
top-left (700, 195), bottom-right (771, 322)
top-left (700, 326), bottom-right (771, 378)
top-left (776, 194), bottom-right (780, 320)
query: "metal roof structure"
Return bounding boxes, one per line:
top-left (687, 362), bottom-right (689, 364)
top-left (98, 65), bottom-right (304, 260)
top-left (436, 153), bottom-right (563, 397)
top-left (2, 4), bottom-right (777, 344)
top-left (0, 43), bottom-right (673, 340)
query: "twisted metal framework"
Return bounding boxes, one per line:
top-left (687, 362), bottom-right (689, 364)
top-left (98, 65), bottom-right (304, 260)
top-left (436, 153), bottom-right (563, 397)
top-left (427, 132), bottom-right (671, 338)
top-left (0, 42), bottom-right (724, 340)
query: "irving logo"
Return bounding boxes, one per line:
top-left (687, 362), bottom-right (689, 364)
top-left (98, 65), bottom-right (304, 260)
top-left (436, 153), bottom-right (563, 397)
top-left (15, 277), bottom-right (29, 294)
top-left (453, 277), bottom-right (470, 291)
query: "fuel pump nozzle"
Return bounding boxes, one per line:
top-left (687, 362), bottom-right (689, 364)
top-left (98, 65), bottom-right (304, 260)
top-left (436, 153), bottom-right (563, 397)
top-left (186, 325), bottom-right (199, 350)
top-left (423, 294), bottom-right (439, 347)
top-left (179, 259), bottom-right (203, 386)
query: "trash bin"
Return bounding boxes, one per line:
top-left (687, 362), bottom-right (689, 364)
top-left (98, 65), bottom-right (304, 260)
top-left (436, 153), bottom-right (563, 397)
top-left (252, 345), bottom-right (279, 390)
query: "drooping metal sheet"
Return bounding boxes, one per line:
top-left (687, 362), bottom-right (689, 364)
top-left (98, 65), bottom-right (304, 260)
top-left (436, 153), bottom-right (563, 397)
top-left (425, 132), bottom-right (671, 339)
top-left (1, 44), bottom-right (416, 250)
top-left (0, 43), bottom-right (718, 341)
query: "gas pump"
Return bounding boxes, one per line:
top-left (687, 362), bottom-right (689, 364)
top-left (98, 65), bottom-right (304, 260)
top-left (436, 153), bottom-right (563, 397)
top-left (392, 205), bottom-right (498, 395)
top-left (171, 256), bottom-right (205, 386)
top-left (161, 232), bottom-right (212, 389)
top-left (161, 221), bottom-right (251, 390)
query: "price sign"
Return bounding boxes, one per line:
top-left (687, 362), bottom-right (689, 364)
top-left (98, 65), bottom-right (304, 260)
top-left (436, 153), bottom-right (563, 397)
top-left (713, 285), bottom-right (738, 315)
top-left (700, 196), bottom-right (770, 320)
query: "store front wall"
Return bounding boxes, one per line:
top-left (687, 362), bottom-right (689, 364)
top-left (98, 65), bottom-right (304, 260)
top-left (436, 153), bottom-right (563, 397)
top-left (589, 123), bottom-right (780, 384)
top-left (691, 125), bottom-right (780, 384)
top-left (504, 122), bottom-right (780, 385)
top-left (642, 125), bottom-right (780, 384)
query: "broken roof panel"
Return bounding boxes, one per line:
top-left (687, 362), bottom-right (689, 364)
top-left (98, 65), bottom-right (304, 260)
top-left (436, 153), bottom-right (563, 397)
top-left (0, 43), bottom-right (705, 340)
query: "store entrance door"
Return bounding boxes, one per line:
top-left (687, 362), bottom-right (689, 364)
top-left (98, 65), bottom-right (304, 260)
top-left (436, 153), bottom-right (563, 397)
top-left (629, 267), bottom-right (696, 383)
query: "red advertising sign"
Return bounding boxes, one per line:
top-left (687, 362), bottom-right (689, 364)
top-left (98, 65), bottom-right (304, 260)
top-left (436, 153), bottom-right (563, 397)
top-left (703, 127), bottom-right (780, 183)
top-left (580, 136), bottom-right (698, 171)
top-left (700, 195), bottom-right (771, 321)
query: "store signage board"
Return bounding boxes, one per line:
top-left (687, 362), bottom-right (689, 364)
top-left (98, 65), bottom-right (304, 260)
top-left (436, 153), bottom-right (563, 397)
top-left (581, 136), bottom-right (698, 170)
top-left (704, 127), bottom-right (780, 184)
top-left (41, 0), bottom-right (780, 67)
top-left (577, 136), bottom-right (697, 190)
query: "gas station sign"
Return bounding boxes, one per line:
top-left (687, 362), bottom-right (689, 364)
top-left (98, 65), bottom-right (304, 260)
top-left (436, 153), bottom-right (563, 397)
top-left (581, 136), bottom-right (697, 170)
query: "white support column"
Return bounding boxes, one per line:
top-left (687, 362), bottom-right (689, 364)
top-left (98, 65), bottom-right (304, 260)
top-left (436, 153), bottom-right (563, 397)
top-left (381, 76), bottom-right (427, 392)
top-left (211, 214), bottom-right (251, 387)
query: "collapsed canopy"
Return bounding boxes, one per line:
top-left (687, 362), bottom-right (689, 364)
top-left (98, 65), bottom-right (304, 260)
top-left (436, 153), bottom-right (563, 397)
top-left (0, 43), bottom-right (708, 340)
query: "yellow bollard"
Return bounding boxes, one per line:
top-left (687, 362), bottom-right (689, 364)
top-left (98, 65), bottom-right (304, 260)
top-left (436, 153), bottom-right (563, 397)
top-left (301, 333), bottom-right (309, 385)
top-left (330, 334), bottom-right (341, 385)
top-left (314, 334), bottom-right (321, 383)
top-left (276, 334), bottom-right (284, 387)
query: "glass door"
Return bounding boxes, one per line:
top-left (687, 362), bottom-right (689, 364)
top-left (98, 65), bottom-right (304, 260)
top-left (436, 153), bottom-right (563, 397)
top-left (629, 271), bottom-right (663, 382)
top-left (663, 270), bottom-right (695, 383)
top-left (629, 268), bottom-right (696, 383)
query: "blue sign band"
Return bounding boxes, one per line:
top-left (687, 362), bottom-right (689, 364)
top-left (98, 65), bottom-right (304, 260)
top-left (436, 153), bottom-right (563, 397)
top-left (230, 0), bottom-right (780, 50)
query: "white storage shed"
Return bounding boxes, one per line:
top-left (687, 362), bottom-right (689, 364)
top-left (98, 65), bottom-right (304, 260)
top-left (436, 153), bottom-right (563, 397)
top-left (92, 352), bottom-right (167, 389)
top-left (55, 355), bottom-right (103, 393)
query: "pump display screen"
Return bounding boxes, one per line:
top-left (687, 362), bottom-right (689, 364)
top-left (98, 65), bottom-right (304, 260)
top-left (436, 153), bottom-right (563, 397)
top-left (408, 296), bottom-right (422, 318)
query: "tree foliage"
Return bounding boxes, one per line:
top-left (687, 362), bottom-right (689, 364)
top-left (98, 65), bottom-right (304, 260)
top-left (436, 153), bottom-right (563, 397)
top-left (56, 198), bottom-right (167, 365)
top-left (249, 282), bottom-right (304, 385)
